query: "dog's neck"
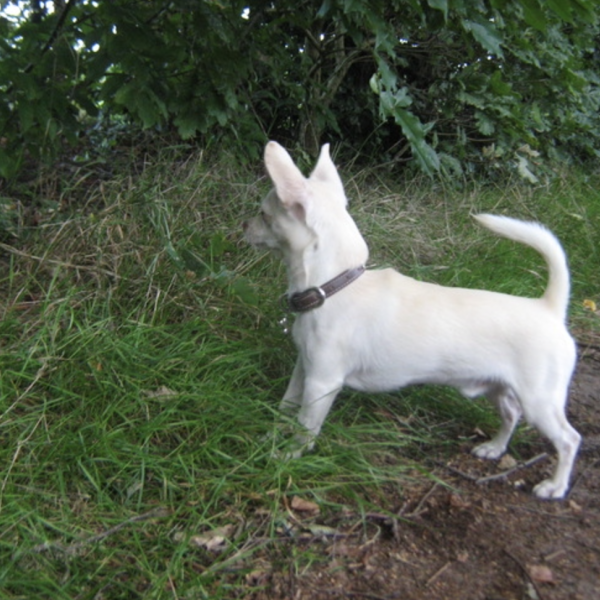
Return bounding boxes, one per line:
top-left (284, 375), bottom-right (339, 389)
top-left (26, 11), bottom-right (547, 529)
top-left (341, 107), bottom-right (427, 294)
top-left (285, 219), bottom-right (369, 293)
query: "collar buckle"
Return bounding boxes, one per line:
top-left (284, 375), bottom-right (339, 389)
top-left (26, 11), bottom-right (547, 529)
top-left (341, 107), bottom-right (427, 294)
top-left (284, 266), bottom-right (365, 313)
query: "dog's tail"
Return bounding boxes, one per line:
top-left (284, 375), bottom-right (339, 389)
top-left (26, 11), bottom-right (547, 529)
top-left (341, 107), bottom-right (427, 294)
top-left (473, 214), bottom-right (570, 319)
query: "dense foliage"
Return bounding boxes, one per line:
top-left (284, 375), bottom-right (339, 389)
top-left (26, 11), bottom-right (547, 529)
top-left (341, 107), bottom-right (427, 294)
top-left (0, 0), bottom-right (598, 178)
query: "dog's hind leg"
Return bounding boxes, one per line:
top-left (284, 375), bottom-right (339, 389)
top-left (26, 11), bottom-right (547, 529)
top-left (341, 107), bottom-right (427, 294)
top-left (472, 385), bottom-right (522, 460)
top-left (526, 400), bottom-right (581, 499)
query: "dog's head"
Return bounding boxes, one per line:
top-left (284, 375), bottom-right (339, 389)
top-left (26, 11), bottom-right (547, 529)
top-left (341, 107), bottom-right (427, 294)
top-left (244, 142), bottom-right (368, 284)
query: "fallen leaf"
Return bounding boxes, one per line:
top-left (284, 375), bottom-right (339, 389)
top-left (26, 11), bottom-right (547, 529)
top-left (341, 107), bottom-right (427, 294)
top-left (174, 524), bottom-right (236, 552)
top-left (498, 454), bottom-right (518, 469)
top-left (144, 386), bottom-right (178, 399)
top-left (528, 564), bottom-right (556, 584)
top-left (291, 496), bottom-right (320, 514)
top-left (246, 569), bottom-right (270, 585)
top-left (568, 499), bottom-right (583, 514)
top-left (449, 493), bottom-right (470, 509)
top-left (583, 298), bottom-right (597, 312)
top-left (306, 524), bottom-right (339, 537)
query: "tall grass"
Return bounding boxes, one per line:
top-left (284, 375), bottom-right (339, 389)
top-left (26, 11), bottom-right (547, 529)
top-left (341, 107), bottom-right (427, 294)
top-left (1, 149), bottom-right (599, 598)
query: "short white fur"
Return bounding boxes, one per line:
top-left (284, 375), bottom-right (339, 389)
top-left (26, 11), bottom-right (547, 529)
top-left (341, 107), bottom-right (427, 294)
top-left (244, 141), bottom-right (581, 500)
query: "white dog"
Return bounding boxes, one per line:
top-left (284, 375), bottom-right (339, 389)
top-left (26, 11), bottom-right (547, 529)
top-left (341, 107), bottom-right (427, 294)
top-left (244, 141), bottom-right (581, 499)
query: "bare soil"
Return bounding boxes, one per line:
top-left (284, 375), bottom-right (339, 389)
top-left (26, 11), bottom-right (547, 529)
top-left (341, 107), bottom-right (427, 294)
top-left (247, 340), bottom-right (600, 600)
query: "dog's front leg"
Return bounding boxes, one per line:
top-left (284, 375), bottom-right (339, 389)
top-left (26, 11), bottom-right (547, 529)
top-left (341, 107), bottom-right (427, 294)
top-left (293, 375), bottom-right (343, 451)
top-left (279, 358), bottom-right (305, 414)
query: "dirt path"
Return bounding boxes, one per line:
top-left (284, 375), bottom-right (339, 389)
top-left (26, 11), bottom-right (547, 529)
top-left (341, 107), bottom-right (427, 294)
top-left (252, 345), bottom-right (600, 600)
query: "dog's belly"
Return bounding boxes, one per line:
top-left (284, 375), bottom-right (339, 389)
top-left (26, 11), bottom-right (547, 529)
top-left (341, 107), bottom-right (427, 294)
top-left (345, 370), bottom-right (499, 399)
top-left (345, 371), bottom-right (416, 393)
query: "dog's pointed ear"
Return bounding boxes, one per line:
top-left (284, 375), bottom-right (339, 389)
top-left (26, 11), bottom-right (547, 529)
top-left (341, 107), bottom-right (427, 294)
top-left (264, 141), bottom-right (309, 222)
top-left (310, 144), bottom-right (345, 197)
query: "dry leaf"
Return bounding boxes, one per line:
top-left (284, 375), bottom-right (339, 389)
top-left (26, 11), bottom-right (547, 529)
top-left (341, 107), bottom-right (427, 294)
top-left (449, 493), bottom-right (470, 509)
top-left (246, 569), bottom-right (269, 585)
top-left (498, 454), bottom-right (518, 469)
top-left (528, 564), bottom-right (556, 584)
top-left (568, 499), bottom-right (583, 514)
top-left (291, 496), bottom-right (320, 514)
top-left (306, 524), bottom-right (339, 537)
top-left (174, 525), bottom-right (236, 552)
top-left (144, 386), bottom-right (178, 399)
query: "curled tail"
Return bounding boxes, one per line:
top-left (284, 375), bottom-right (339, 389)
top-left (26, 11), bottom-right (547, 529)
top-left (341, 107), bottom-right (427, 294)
top-left (473, 213), bottom-right (570, 319)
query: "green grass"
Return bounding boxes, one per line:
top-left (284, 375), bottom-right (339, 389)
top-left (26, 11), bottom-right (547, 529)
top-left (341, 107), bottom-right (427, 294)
top-left (1, 150), bottom-right (599, 598)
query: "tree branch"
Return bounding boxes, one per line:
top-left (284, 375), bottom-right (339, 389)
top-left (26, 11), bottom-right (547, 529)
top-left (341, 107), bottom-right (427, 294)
top-left (6, 0), bottom-right (79, 96)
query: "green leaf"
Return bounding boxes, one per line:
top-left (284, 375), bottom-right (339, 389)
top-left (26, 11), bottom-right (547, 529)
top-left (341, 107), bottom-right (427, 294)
top-left (18, 101), bottom-right (35, 132)
top-left (475, 111), bottom-right (495, 136)
top-left (376, 57), bottom-right (398, 90)
top-left (174, 114), bottom-right (201, 140)
top-left (379, 87), bottom-right (412, 113)
top-left (316, 0), bottom-right (332, 18)
top-left (427, 0), bottom-right (448, 20)
top-left (458, 91), bottom-right (485, 109)
top-left (562, 68), bottom-right (587, 94)
top-left (136, 93), bottom-right (159, 129)
top-left (114, 81), bottom-right (137, 107)
top-left (546, 0), bottom-right (573, 22)
top-left (570, 0), bottom-right (597, 23)
top-left (462, 19), bottom-right (503, 57)
top-left (520, 0), bottom-right (548, 31)
top-left (393, 108), bottom-right (440, 175)
top-left (0, 147), bottom-right (21, 179)
top-left (489, 71), bottom-right (513, 96)
top-left (530, 103), bottom-right (550, 131)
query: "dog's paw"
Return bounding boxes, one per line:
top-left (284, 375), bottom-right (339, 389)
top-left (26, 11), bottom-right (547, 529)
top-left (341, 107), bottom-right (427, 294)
top-left (472, 441), bottom-right (505, 460)
top-left (272, 433), bottom-right (314, 461)
top-left (533, 478), bottom-right (567, 500)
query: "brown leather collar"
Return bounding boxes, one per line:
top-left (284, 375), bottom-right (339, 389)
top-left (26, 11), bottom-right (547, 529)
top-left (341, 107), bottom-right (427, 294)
top-left (285, 266), bottom-right (366, 313)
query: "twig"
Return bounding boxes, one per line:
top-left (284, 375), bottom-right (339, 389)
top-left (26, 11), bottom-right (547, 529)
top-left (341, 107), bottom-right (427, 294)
top-left (476, 453), bottom-right (548, 485)
top-left (436, 461), bottom-right (478, 482)
top-left (503, 548), bottom-right (546, 600)
top-left (401, 482), bottom-right (440, 517)
top-left (437, 453), bottom-right (549, 486)
top-left (39, 0), bottom-right (79, 56)
top-left (28, 507), bottom-right (170, 556)
top-left (425, 561), bottom-right (453, 587)
top-left (5, 0), bottom-right (79, 94)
